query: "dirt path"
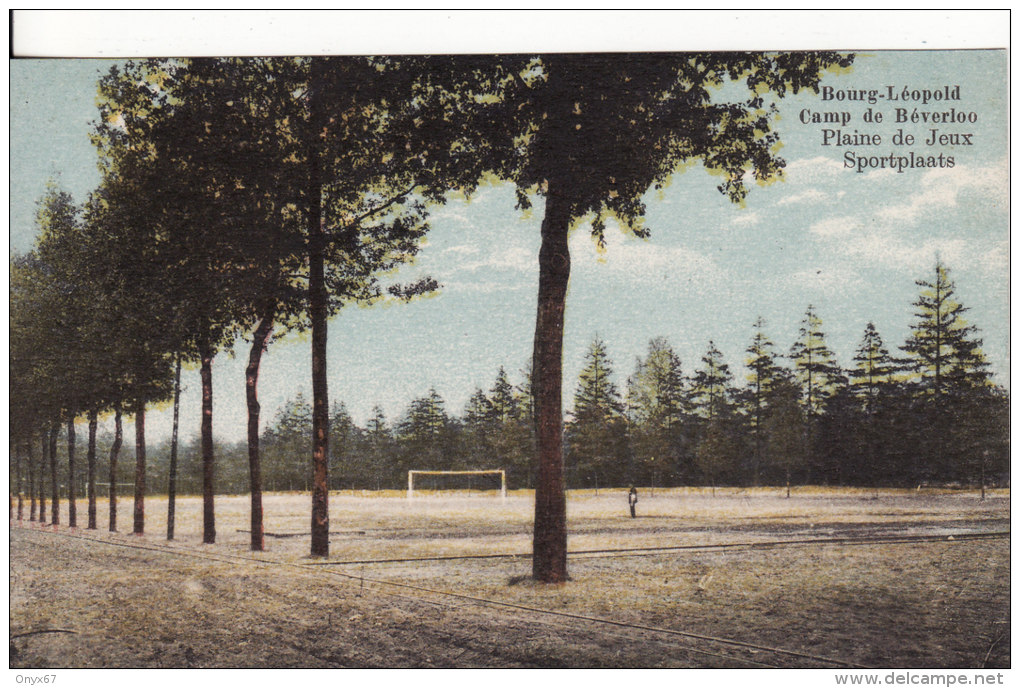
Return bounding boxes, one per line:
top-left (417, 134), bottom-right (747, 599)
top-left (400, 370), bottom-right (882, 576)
top-left (9, 526), bottom-right (754, 668)
top-left (9, 490), bottom-right (1010, 668)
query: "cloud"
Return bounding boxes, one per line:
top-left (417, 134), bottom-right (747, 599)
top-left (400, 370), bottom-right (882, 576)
top-left (803, 158), bottom-right (1008, 274)
top-left (457, 245), bottom-right (535, 274)
top-left (570, 228), bottom-right (724, 285)
top-left (981, 241), bottom-right (1009, 278)
top-left (785, 265), bottom-right (863, 295)
top-left (727, 211), bottom-right (761, 229)
top-left (782, 156), bottom-right (845, 182)
top-left (442, 244), bottom-right (479, 257)
top-left (846, 234), bottom-right (971, 273)
top-left (440, 279), bottom-right (533, 295)
top-left (777, 188), bottom-right (829, 206)
top-left (809, 216), bottom-right (862, 238)
top-left (875, 159), bottom-right (1008, 225)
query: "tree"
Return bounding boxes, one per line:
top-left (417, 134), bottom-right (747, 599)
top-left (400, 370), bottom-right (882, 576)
top-left (789, 305), bottom-right (846, 480)
top-left (487, 367), bottom-right (534, 489)
top-left (32, 186), bottom-right (89, 529)
top-left (487, 52), bottom-right (854, 581)
top-left (789, 305), bottom-right (845, 418)
top-left (626, 337), bottom-right (686, 486)
top-left (743, 318), bottom-right (785, 486)
top-left (902, 261), bottom-right (992, 398)
top-left (690, 342), bottom-right (733, 424)
top-left (690, 342), bottom-right (739, 487)
top-left (764, 377), bottom-right (807, 497)
top-left (842, 322), bottom-right (898, 485)
top-left (567, 336), bottom-right (628, 490)
top-left (107, 406), bottom-right (123, 531)
top-left (364, 406), bottom-right (395, 490)
top-left (89, 64), bottom-right (197, 536)
top-left (461, 388), bottom-right (494, 468)
top-left (263, 393), bottom-right (313, 491)
top-left (162, 58), bottom-right (308, 550)
top-left (850, 322), bottom-right (896, 413)
top-left (901, 261), bottom-right (996, 481)
top-left (328, 400), bottom-right (360, 491)
top-left (299, 55), bottom-right (510, 555)
top-left (166, 356), bottom-right (182, 540)
top-left (694, 417), bottom-right (738, 496)
top-left (488, 368), bottom-right (521, 426)
top-left (398, 388), bottom-right (451, 471)
top-left (9, 253), bottom-right (59, 521)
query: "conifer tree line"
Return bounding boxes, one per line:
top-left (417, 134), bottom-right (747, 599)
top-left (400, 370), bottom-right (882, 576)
top-left (15, 259), bottom-right (1006, 507)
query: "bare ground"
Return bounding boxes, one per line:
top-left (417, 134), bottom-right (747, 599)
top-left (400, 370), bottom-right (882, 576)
top-left (8, 488), bottom-right (1010, 668)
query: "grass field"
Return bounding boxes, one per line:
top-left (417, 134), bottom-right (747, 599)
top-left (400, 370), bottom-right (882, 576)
top-left (8, 487), bottom-right (1010, 668)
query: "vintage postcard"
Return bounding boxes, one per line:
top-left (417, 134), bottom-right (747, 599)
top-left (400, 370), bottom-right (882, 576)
top-left (8, 11), bottom-right (1010, 679)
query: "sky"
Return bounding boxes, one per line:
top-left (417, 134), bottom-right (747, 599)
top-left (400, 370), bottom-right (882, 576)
top-left (8, 13), bottom-right (1011, 446)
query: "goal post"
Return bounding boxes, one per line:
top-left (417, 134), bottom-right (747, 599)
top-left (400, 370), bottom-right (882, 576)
top-left (407, 470), bottom-right (506, 500)
top-left (86, 482), bottom-right (134, 498)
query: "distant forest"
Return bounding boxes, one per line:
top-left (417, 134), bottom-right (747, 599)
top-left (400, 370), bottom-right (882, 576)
top-left (17, 260), bottom-right (1007, 496)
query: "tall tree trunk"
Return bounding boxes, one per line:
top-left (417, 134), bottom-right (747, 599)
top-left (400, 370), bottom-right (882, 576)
top-left (246, 308), bottom-right (275, 552)
top-left (308, 57), bottom-right (330, 558)
top-left (133, 401), bottom-right (146, 535)
top-left (48, 424), bottom-right (59, 525)
top-left (109, 405), bottom-right (122, 532)
top-left (980, 451), bottom-right (987, 501)
top-left (200, 341), bottom-right (216, 544)
top-left (87, 410), bottom-right (98, 529)
top-left (16, 442), bottom-right (23, 520)
top-left (38, 434), bottom-right (47, 522)
top-left (167, 356), bottom-right (181, 541)
top-left (27, 442), bottom-right (36, 521)
top-left (531, 181), bottom-right (571, 583)
top-left (67, 414), bottom-right (77, 528)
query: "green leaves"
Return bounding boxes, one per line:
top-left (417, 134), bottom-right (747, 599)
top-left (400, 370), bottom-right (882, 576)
top-left (494, 52), bottom-right (854, 240)
top-left (903, 260), bottom-right (991, 396)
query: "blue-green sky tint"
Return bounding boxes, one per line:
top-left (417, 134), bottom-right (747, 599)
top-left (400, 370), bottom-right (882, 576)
top-left (9, 50), bottom-right (1009, 443)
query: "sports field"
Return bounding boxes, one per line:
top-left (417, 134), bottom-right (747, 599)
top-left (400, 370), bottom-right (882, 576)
top-left (8, 487), bottom-right (1010, 668)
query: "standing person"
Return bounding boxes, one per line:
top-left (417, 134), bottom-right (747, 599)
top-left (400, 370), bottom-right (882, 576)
top-left (628, 486), bottom-right (638, 519)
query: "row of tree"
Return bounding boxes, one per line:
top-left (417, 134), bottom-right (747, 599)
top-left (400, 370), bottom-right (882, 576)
top-left (10, 52), bottom-right (864, 582)
top-left (13, 261), bottom-right (1006, 511)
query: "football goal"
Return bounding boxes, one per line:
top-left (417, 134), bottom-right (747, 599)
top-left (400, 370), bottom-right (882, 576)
top-left (407, 470), bottom-right (507, 500)
top-left (85, 482), bottom-right (134, 498)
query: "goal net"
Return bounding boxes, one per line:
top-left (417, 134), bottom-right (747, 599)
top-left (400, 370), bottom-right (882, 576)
top-left (407, 470), bottom-right (507, 499)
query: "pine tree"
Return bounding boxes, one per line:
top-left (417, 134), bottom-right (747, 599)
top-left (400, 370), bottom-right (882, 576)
top-left (690, 342), bottom-right (732, 423)
top-left (399, 389), bottom-right (451, 474)
top-left (850, 322), bottom-right (896, 412)
top-left (902, 261), bottom-right (991, 397)
top-left (328, 400), bottom-right (358, 491)
top-left (743, 318), bottom-right (786, 486)
top-left (488, 367), bottom-right (520, 425)
top-left (690, 342), bottom-right (738, 488)
top-left (626, 337), bottom-right (686, 486)
top-left (902, 261), bottom-right (996, 481)
top-left (464, 388), bottom-right (493, 428)
top-left (364, 406), bottom-right (394, 490)
top-left (789, 305), bottom-right (846, 417)
top-left (461, 388), bottom-right (493, 471)
top-left (789, 305), bottom-right (847, 481)
top-left (568, 336), bottom-right (627, 489)
top-left (263, 393), bottom-right (312, 490)
top-left (764, 377), bottom-right (807, 497)
top-left (841, 322), bottom-right (899, 485)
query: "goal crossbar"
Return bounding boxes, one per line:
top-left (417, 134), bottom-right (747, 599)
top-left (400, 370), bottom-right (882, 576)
top-left (407, 470), bottom-right (506, 499)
